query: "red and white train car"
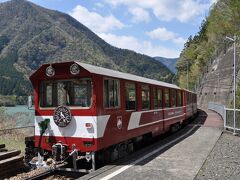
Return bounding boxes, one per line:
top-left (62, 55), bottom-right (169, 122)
top-left (28, 61), bottom-right (197, 169)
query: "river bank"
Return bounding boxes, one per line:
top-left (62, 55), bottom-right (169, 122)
top-left (0, 106), bottom-right (34, 128)
top-left (0, 106), bottom-right (34, 154)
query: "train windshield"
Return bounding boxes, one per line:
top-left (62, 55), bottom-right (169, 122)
top-left (40, 79), bottom-right (92, 108)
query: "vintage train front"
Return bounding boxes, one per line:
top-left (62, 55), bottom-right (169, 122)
top-left (26, 61), bottom-right (197, 170)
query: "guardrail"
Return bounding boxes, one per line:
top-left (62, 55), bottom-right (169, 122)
top-left (208, 102), bottom-right (226, 119)
top-left (225, 108), bottom-right (240, 132)
top-left (208, 102), bottom-right (240, 134)
top-left (0, 125), bottom-right (34, 135)
top-left (0, 125), bottom-right (34, 136)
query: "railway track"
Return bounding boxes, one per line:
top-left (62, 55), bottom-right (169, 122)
top-left (0, 144), bottom-right (26, 178)
top-left (24, 168), bottom-right (86, 180)
top-left (1, 112), bottom-right (202, 179)
top-left (25, 116), bottom-right (201, 180)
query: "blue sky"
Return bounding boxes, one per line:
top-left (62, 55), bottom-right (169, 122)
top-left (2, 0), bottom-right (217, 58)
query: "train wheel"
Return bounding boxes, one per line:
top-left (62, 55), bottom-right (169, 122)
top-left (170, 123), bottom-right (181, 133)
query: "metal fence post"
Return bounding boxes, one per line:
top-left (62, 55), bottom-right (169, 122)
top-left (224, 107), bottom-right (226, 130)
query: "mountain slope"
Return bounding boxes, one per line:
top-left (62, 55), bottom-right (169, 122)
top-left (154, 57), bottom-right (178, 74)
top-left (176, 0), bottom-right (240, 107)
top-left (177, 0), bottom-right (240, 90)
top-left (0, 0), bottom-right (173, 96)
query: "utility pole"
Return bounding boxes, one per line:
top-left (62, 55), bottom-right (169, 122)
top-left (226, 36), bottom-right (237, 135)
top-left (217, 73), bottom-right (220, 103)
top-left (172, 74), bottom-right (176, 84)
top-left (186, 60), bottom-right (189, 90)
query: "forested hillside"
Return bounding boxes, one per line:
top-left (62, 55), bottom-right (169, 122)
top-left (0, 0), bottom-right (172, 97)
top-left (177, 0), bottom-right (240, 91)
top-left (154, 57), bottom-right (178, 74)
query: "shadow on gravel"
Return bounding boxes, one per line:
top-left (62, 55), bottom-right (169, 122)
top-left (81, 109), bottom-right (208, 179)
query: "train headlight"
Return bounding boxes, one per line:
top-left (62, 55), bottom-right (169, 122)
top-left (45, 65), bottom-right (55, 77)
top-left (70, 63), bottom-right (80, 75)
top-left (85, 123), bottom-right (93, 129)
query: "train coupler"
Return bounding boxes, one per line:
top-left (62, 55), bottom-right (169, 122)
top-left (52, 142), bottom-right (67, 162)
top-left (85, 152), bottom-right (95, 171)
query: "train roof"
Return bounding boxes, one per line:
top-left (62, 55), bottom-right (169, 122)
top-left (76, 62), bottom-right (181, 90)
top-left (181, 88), bottom-right (197, 94)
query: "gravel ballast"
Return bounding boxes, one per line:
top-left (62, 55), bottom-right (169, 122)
top-left (195, 132), bottom-right (240, 179)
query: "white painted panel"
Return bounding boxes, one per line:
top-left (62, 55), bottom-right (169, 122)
top-left (35, 115), bottom-right (110, 138)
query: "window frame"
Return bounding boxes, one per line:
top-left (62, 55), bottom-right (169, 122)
top-left (39, 78), bottom-right (93, 109)
top-left (141, 84), bottom-right (150, 110)
top-left (164, 88), bottom-right (170, 108)
top-left (125, 82), bottom-right (136, 111)
top-left (103, 78), bottom-right (121, 109)
top-left (153, 87), bottom-right (163, 109)
top-left (177, 90), bottom-right (182, 107)
top-left (170, 89), bottom-right (177, 107)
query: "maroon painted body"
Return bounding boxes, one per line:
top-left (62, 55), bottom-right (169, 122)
top-left (30, 61), bottom-right (197, 153)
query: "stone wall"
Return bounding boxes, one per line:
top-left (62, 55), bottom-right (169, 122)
top-left (197, 46), bottom-right (240, 108)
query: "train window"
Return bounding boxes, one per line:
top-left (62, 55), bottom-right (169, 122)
top-left (141, 85), bottom-right (150, 110)
top-left (57, 82), bottom-right (70, 105)
top-left (187, 93), bottom-right (189, 105)
top-left (187, 93), bottom-right (192, 105)
top-left (45, 83), bottom-right (53, 106)
top-left (125, 82), bottom-right (136, 110)
top-left (40, 79), bottom-right (92, 108)
top-left (154, 88), bottom-right (162, 109)
top-left (73, 80), bottom-right (92, 106)
top-left (104, 79), bottom-right (120, 108)
top-left (170, 89), bottom-right (177, 107)
top-left (194, 94), bottom-right (197, 103)
top-left (177, 91), bottom-right (182, 107)
top-left (164, 89), bottom-right (170, 108)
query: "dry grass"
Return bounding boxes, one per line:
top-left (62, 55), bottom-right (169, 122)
top-left (0, 107), bottom-right (34, 154)
top-left (0, 129), bottom-right (34, 154)
top-left (0, 131), bottom-right (25, 153)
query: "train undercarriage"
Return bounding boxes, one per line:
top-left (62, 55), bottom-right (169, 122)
top-left (24, 121), bottom-right (183, 172)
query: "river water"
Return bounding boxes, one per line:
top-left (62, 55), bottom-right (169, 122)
top-left (3, 106), bottom-right (35, 127)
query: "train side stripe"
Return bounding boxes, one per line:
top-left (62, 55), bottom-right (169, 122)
top-left (128, 112), bottom-right (186, 130)
top-left (97, 115), bottom-right (111, 137)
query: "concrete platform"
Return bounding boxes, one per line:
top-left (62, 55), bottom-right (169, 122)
top-left (81, 109), bottom-right (223, 180)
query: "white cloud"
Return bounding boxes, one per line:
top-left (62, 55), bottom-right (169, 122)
top-left (98, 33), bottom-right (141, 50)
top-left (129, 7), bottom-right (150, 23)
top-left (146, 27), bottom-right (176, 41)
top-left (69, 5), bottom-right (124, 33)
top-left (142, 42), bottom-right (180, 58)
top-left (98, 33), bottom-right (180, 58)
top-left (146, 27), bottom-right (186, 46)
top-left (211, 0), bottom-right (218, 4)
top-left (104, 0), bottom-right (210, 23)
top-left (95, 2), bottom-right (104, 8)
top-left (173, 37), bottom-right (186, 45)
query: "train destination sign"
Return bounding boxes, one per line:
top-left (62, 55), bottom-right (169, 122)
top-left (53, 106), bottom-right (72, 127)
